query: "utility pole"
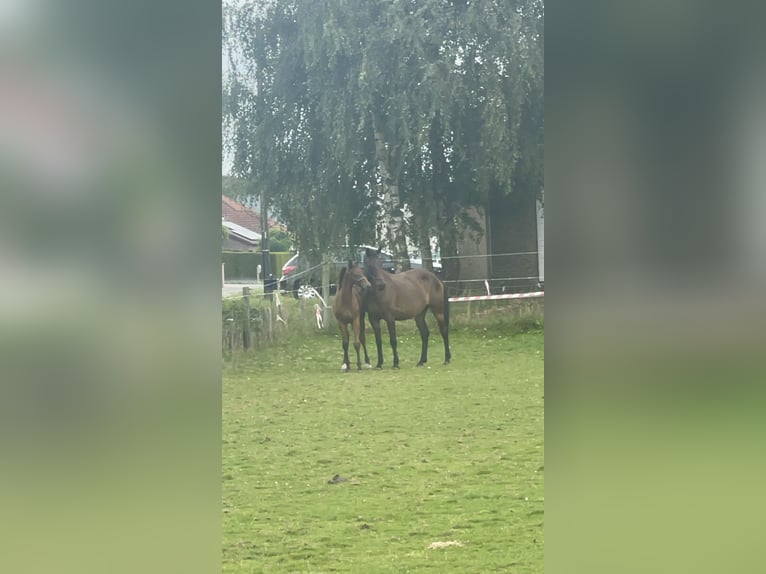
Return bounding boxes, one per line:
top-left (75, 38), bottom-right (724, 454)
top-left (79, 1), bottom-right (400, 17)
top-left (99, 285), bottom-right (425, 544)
top-left (260, 188), bottom-right (269, 283)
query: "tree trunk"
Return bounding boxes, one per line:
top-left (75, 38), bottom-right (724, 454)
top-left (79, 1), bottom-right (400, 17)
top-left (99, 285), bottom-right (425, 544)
top-left (427, 111), bottom-right (450, 276)
top-left (409, 150), bottom-right (435, 273)
top-left (413, 207), bottom-right (434, 272)
top-left (260, 188), bottom-right (270, 280)
top-left (372, 113), bottom-right (410, 270)
top-left (321, 256), bottom-right (332, 328)
top-left (420, 232), bottom-right (434, 272)
top-left (438, 209), bottom-right (460, 288)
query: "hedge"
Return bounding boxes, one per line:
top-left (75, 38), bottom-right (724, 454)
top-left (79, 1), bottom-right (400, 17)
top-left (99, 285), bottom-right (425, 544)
top-left (222, 251), bottom-right (293, 280)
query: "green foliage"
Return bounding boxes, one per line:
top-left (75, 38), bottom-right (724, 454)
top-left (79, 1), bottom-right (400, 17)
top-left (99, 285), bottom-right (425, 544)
top-left (223, 326), bottom-right (544, 572)
top-left (222, 175), bottom-right (253, 202)
top-left (270, 251), bottom-right (294, 278)
top-left (267, 227), bottom-right (292, 252)
top-left (223, 0), bottom-right (543, 261)
top-left (222, 251), bottom-right (293, 280)
top-left (451, 299), bottom-right (544, 334)
top-left (222, 251), bottom-right (260, 279)
top-left (223, 296), bottom-right (326, 353)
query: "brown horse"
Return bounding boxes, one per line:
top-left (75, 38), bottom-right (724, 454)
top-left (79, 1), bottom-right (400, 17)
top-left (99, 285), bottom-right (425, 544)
top-left (332, 262), bottom-right (372, 371)
top-left (363, 248), bottom-right (451, 368)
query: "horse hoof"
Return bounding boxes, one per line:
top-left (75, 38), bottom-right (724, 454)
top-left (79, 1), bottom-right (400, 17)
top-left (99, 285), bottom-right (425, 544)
top-left (364, 363), bottom-right (372, 369)
top-left (416, 362), bottom-right (425, 367)
top-left (341, 364), bottom-right (348, 372)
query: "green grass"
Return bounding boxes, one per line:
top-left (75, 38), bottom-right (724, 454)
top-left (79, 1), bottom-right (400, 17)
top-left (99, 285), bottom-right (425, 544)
top-left (223, 319), bottom-right (544, 573)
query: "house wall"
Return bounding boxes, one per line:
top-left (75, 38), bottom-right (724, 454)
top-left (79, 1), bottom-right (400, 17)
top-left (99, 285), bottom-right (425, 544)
top-left (223, 236), bottom-right (259, 252)
top-left (455, 207), bottom-right (489, 293)
top-left (488, 192), bottom-right (539, 292)
top-left (536, 196), bottom-right (544, 284)
top-left (453, 193), bottom-right (541, 294)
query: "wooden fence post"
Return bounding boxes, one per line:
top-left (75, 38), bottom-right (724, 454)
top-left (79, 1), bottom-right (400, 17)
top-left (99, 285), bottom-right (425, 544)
top-left (321, 257), bottom-right (331, 329)
top-left (226, 318), bottom-right (233, 352)
top-left (242, 286), bottom-right (251, 349)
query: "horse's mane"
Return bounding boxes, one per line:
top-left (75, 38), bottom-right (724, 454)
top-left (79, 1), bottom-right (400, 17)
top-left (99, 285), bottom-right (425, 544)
top-left (363, 250), bottom-right (387, 290)
top-left (364, 262), bottom-right (377, 277)
top-left (337, 266), bottom-right (347, 286)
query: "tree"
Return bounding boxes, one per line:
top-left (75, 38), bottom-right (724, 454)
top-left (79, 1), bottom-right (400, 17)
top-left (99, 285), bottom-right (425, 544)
top-left (222, 175), bottom-right (256, 205)
top-left (223, 0), bottom-right (544, 281)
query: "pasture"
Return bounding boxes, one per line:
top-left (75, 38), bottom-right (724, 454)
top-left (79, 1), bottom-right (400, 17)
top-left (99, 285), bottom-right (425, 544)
top-left (223, 310), bottom-right (544, 573)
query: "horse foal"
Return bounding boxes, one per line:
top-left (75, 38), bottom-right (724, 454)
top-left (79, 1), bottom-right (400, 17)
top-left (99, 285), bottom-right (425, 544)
top-left (332, 262), bottom-right (372, 371)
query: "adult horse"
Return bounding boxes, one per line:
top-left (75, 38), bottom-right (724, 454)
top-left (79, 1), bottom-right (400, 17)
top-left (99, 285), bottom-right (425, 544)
top-left (363, 248), bottom-right (451, 368)
top-left (332, 262), bottom-right (372, 371)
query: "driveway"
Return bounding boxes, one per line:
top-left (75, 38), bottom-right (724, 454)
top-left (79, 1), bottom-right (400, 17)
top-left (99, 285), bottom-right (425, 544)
top-left (222, 282), bottom-right (263, 299)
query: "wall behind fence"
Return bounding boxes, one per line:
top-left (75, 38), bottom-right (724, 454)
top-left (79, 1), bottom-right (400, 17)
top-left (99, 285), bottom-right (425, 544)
top-left (441, 252), bottom-right (543, 297)
top-left (222, 251), bottom-right (293, 280)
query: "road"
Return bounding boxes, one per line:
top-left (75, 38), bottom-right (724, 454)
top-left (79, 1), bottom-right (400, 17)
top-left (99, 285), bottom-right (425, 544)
top-left (222, 282), bottom-right (263, 299)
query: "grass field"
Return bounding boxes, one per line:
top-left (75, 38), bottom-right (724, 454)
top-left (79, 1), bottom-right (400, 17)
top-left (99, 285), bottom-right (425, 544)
top-left (223, 315), bottom-right (544, 573)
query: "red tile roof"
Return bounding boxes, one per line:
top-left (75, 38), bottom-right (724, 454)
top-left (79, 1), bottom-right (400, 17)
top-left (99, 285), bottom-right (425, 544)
top-left (221, 195), bottom-right (285, 234)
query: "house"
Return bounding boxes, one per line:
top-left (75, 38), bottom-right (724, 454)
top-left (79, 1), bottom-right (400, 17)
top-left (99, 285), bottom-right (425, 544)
top-left (222, 195), bottom-right (283, 252)
top-left (455, 190), bottom-right (543, 293)
top-left (222, 220), bottom-right (261, 251)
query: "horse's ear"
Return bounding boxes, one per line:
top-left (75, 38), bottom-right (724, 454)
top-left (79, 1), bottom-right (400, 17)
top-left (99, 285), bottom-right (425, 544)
top-left (348, 260), bottom-right (353, 269)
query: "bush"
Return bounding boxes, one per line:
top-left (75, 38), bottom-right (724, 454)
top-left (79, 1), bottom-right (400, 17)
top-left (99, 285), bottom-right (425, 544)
top-left (222, 294), bottom-right (335, 354)
top-left (268, 228), bottom-right (292, 252)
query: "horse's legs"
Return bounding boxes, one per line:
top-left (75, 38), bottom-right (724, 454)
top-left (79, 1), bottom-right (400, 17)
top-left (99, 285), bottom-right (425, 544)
top-left (359, 309), bottom-right (371, 367)
top-left (415, 310), bottom-right (429, 366)
top-left (351, 316), bottom-right (363, 370)
top-left (369, 315), bottom-right (384, 369)
top-left (386, 318), bottom-right (399, 369)
top-left (432, 308), bottom-right (451, 364)
top-left (338, 321), bottom-right (351, 371)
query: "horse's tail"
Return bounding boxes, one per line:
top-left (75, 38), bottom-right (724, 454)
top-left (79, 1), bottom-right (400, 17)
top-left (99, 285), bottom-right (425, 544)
top-left (443, 279), bottom-right (450, 329)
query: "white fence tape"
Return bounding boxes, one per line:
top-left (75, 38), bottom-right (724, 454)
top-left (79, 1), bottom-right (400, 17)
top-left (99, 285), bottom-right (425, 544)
top-left (448, 291), bottom-right (544, 303)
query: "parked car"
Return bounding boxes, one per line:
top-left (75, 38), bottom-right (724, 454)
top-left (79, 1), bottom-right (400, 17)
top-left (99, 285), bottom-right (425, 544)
top-left (279, 246), bottom-right (396, 298)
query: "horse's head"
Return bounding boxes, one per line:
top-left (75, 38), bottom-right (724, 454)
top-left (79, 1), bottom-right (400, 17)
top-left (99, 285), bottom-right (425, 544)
top-left (364, 247), bottom-right (382, 265)
top-left (347, 261), bottom-right (371, 292)
top-left (363, 249), bottom-right (386, 291)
